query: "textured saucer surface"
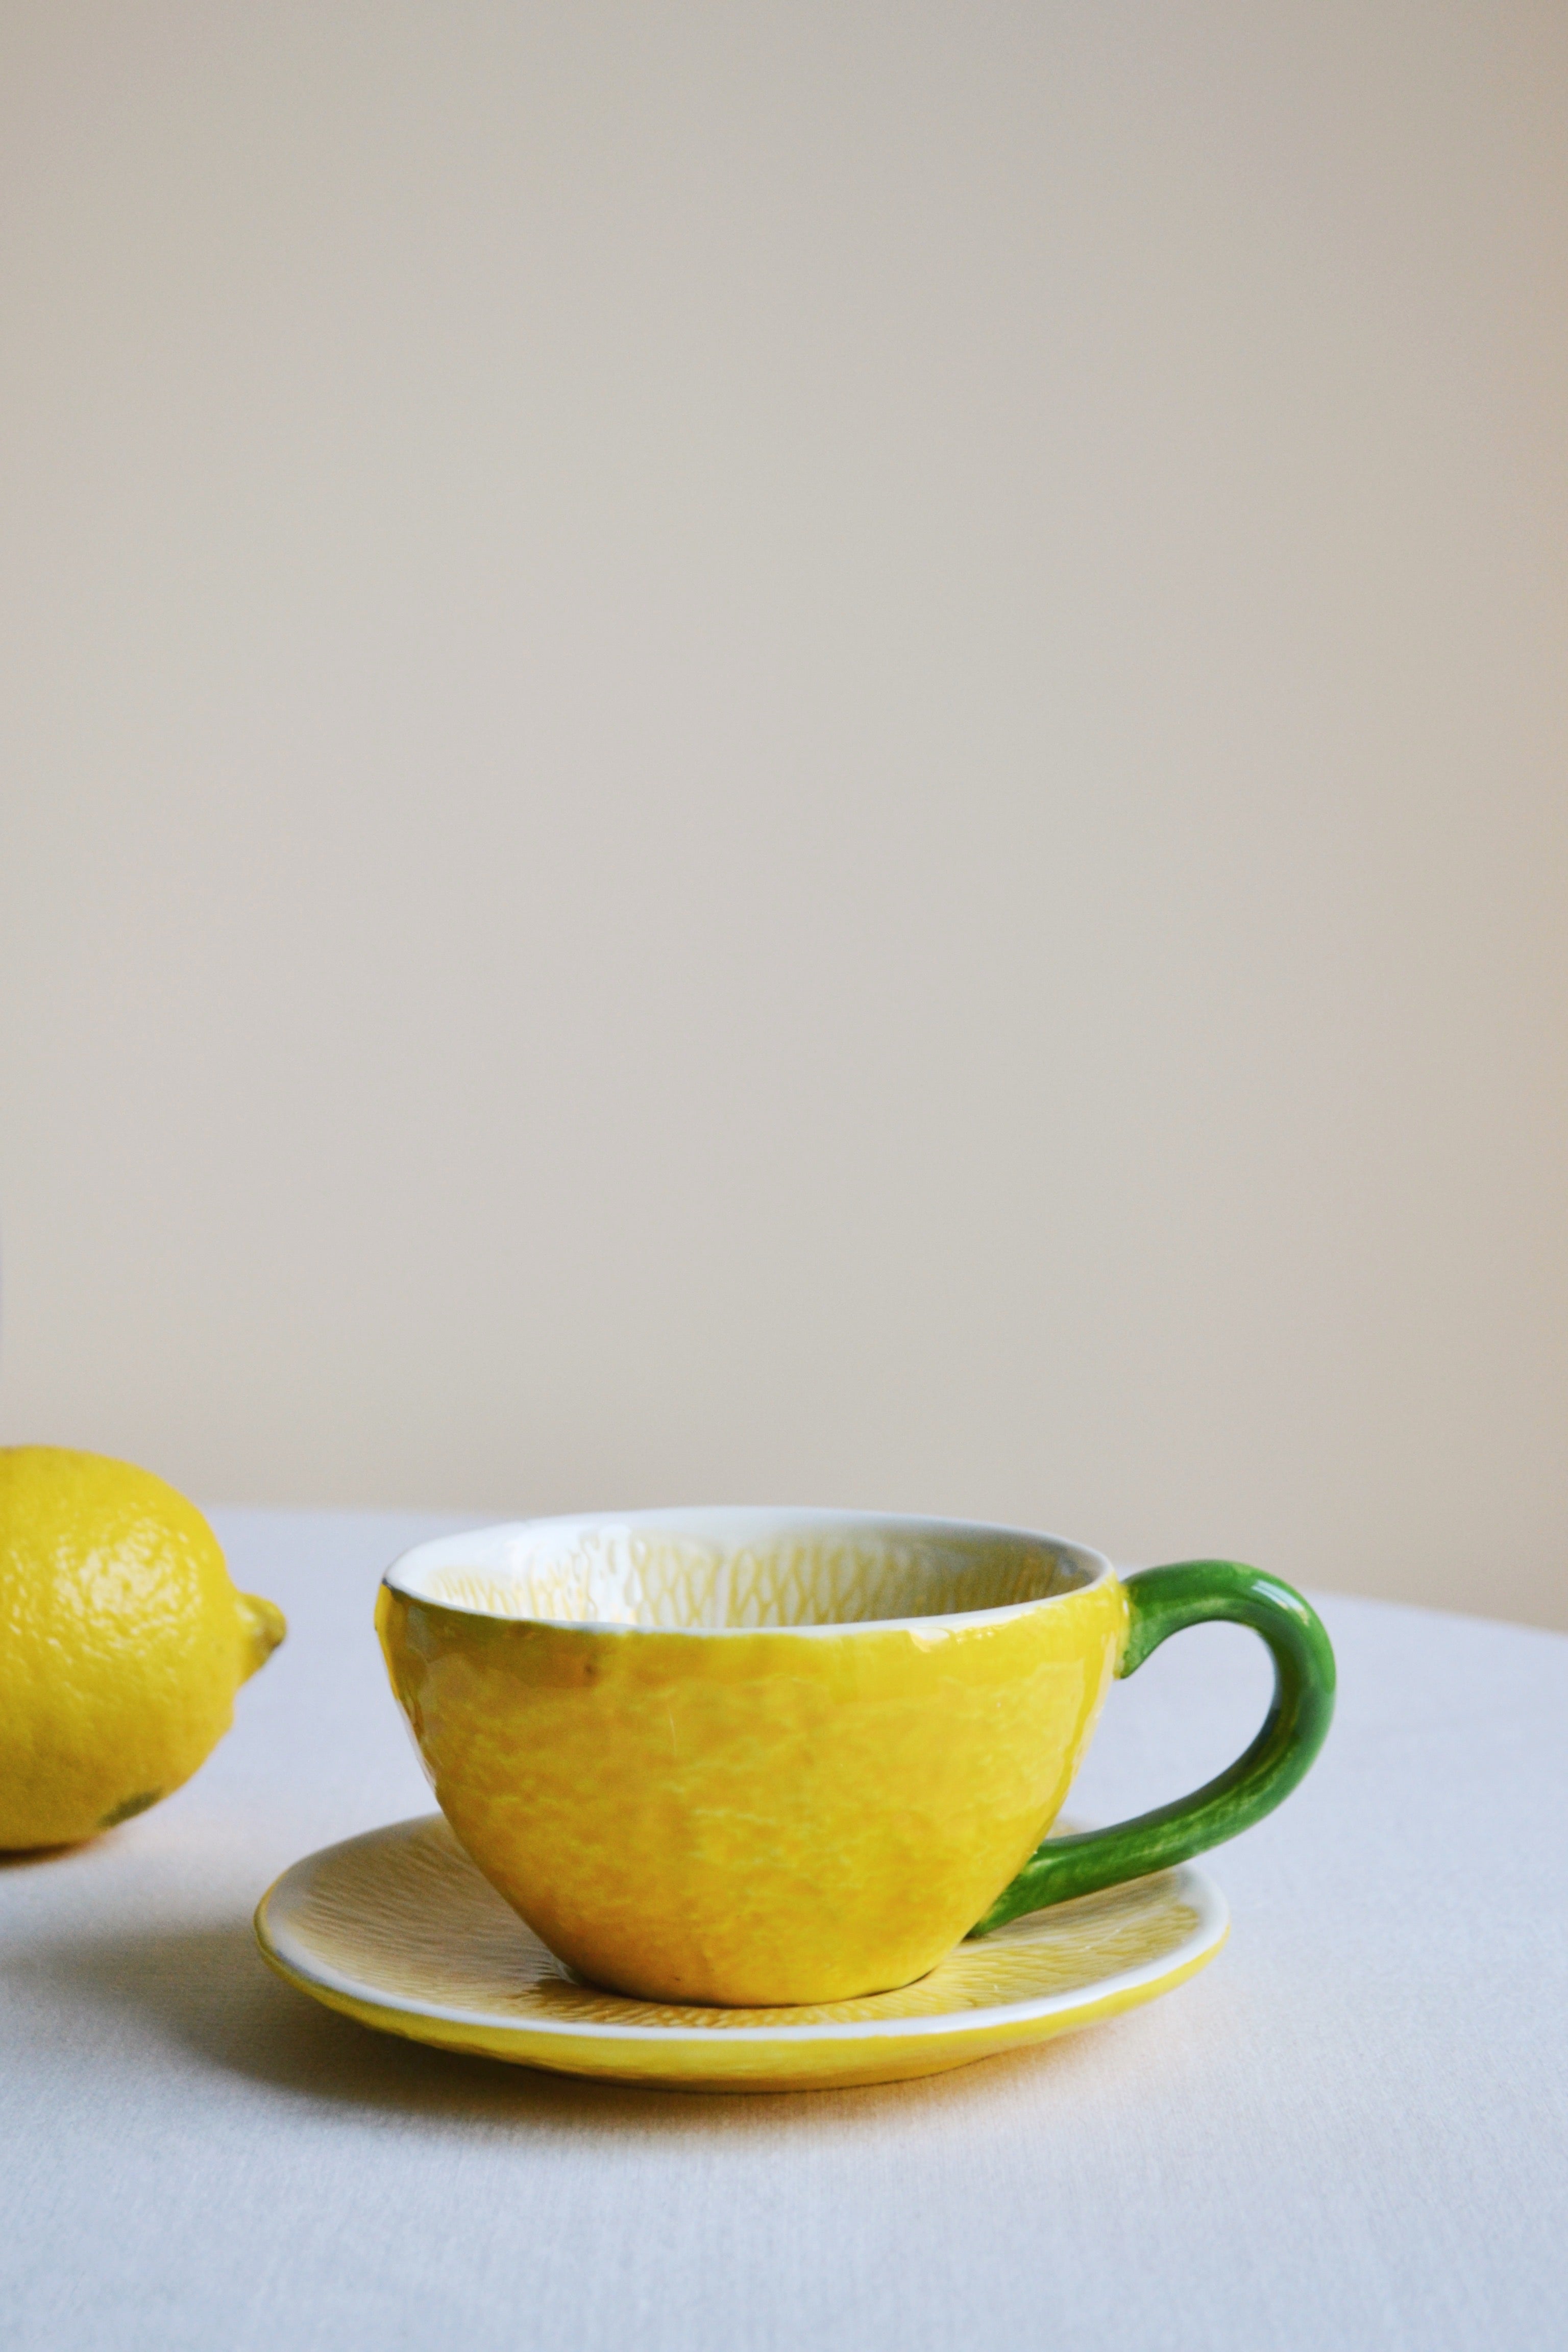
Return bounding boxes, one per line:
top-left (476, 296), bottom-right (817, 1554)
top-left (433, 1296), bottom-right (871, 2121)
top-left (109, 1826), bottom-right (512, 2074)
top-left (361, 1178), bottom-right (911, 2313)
top-left (256, 1815), bottom-right (1228, 2091)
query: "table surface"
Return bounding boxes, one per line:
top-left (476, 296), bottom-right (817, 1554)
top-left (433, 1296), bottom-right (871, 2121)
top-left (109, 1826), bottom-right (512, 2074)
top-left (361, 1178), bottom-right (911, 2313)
top-left (4, 1511), bottom-right (1564, 2351)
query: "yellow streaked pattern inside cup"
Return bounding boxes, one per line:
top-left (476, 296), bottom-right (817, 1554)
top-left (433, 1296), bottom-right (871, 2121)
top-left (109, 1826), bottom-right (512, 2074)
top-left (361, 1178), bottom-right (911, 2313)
top-left (415, 1524), bottom-right (1080, 1630)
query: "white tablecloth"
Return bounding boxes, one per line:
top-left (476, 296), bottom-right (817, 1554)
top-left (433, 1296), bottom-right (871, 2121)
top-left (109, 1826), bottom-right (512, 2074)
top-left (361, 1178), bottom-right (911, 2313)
top-left (3, 1510), bottom-right (1563, 2349)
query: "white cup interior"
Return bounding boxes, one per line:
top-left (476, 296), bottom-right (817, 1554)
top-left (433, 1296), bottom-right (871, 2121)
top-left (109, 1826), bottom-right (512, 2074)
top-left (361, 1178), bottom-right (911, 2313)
top-left (384, 1507), bottom-right (1110, 1633)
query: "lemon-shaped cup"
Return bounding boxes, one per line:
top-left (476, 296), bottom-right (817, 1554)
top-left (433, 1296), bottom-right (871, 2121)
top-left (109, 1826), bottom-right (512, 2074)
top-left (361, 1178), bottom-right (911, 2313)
top-left (0, 1445), bottom-right (285, 1849)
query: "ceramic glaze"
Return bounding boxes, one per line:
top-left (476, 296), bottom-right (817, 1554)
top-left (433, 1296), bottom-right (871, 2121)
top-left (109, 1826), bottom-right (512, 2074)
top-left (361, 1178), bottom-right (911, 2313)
top-left (378, 1512), bottom-right (1127, 2004)
top-left (375, 1509), bottom-right (1334, 2008)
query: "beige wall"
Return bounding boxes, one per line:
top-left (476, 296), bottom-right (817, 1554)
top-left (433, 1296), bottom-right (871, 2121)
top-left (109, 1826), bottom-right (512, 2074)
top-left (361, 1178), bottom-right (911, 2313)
top-left (2, 4), bottom-right (1564, 1628)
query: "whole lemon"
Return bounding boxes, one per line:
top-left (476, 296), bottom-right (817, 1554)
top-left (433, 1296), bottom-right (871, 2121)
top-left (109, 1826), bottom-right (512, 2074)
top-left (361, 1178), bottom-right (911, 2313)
top-left (0, 1446), bottom-right (285, 1849)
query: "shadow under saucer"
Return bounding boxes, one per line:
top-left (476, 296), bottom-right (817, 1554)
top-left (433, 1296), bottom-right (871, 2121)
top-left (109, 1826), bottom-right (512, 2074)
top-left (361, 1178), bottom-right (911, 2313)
top-left (4, 1909), bottom-right (1120, 2133)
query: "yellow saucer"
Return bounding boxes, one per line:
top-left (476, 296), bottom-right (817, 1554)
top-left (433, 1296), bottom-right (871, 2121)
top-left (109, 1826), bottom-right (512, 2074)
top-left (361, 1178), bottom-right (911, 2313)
top-left (255, 1815), bottom-right (1228, 2092)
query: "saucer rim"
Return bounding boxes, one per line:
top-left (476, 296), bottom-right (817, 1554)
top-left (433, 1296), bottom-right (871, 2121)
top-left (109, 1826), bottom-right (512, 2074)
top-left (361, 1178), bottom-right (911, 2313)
top-left (255, 1813), bottom-right (1229, 2049)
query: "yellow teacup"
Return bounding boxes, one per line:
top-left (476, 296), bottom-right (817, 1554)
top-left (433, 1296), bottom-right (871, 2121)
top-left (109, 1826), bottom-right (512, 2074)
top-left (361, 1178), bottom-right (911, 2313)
top-left (377, 1508), bottom-right (1333, 2006)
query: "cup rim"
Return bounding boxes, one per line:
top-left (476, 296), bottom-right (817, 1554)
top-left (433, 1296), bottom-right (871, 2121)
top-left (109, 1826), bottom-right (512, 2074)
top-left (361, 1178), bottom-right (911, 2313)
top-left (381, 1506), bottom-right (1116, 1638)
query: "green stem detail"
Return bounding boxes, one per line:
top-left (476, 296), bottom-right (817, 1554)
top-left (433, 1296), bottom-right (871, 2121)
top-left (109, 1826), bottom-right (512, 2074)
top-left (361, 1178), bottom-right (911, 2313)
top-left (968, 1561), bottom-right (1336, 1937)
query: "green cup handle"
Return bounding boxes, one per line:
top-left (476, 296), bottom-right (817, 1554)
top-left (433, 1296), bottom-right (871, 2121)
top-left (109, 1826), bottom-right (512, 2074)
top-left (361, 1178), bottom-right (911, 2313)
top-left (969, 1560), bottom-right (1336, 1937)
